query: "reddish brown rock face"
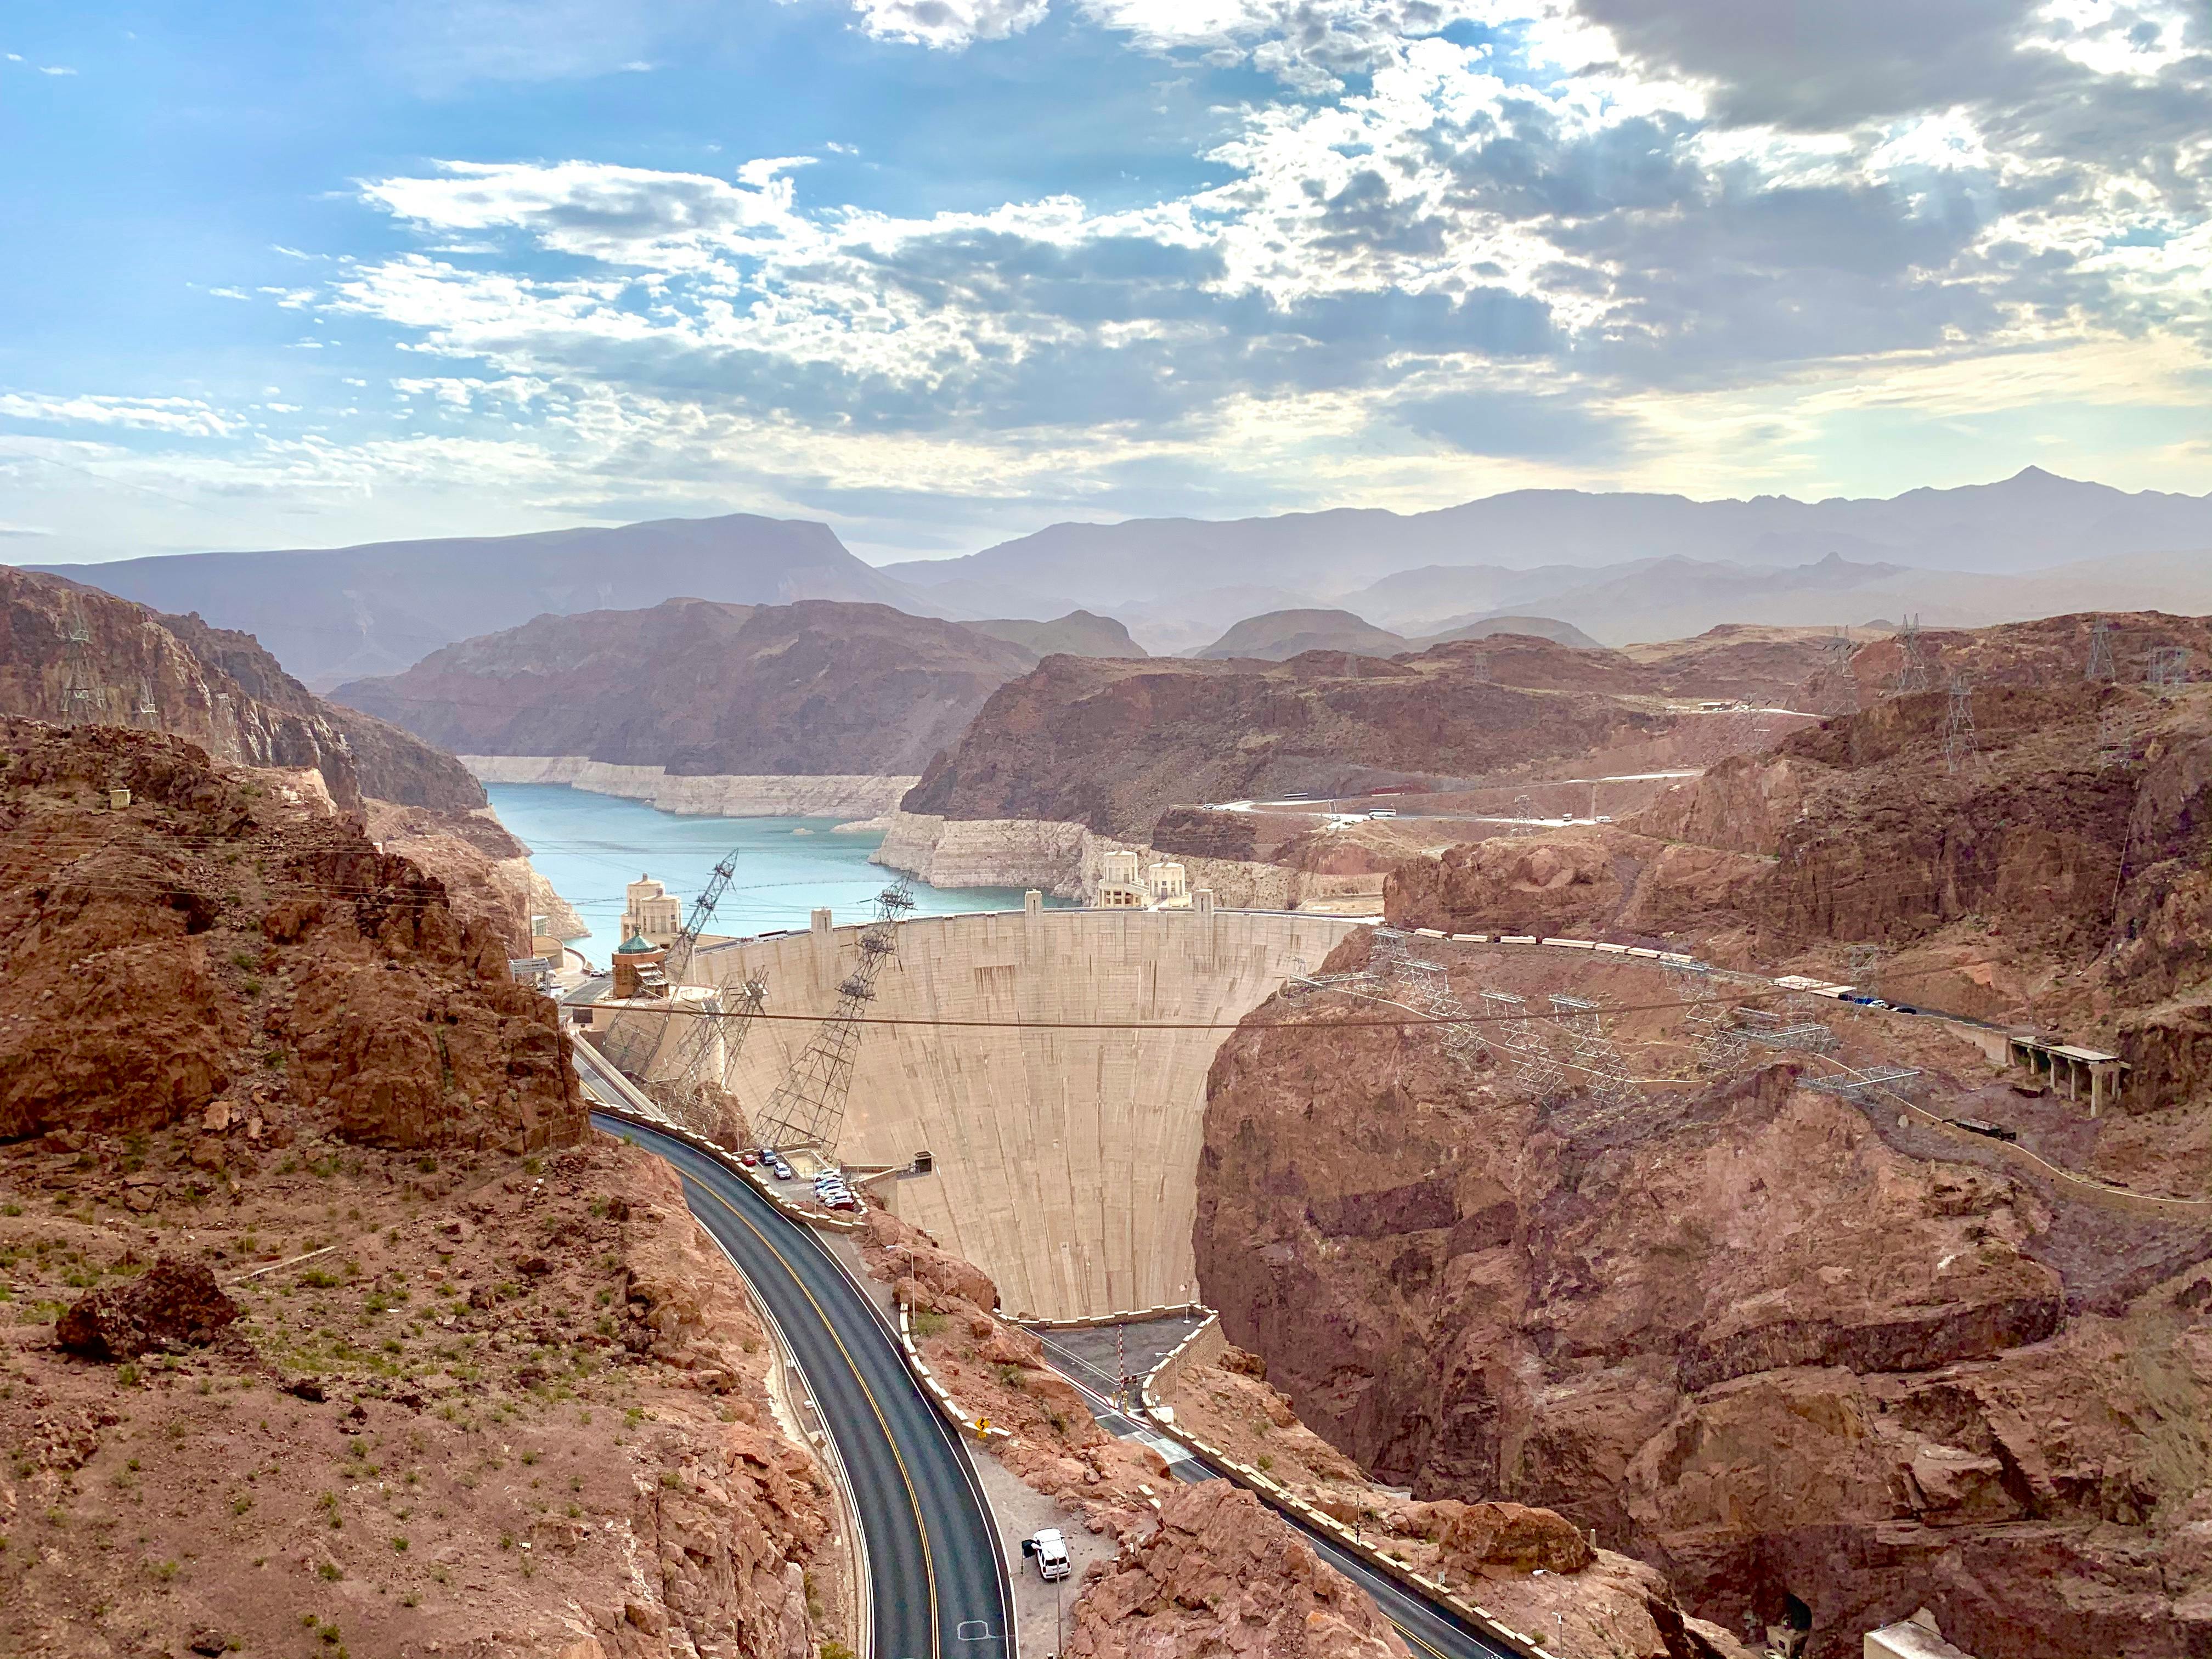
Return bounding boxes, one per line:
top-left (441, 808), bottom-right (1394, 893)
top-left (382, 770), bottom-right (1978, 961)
top-left (1066, 1481), bottom-right (1410, 1658)
top-left (1194, 932), bottom-right (2212, 1658)
top-left (0, 564), bottom-right (482, 811)
top-left (0, 718), bottom-right (581, 1149)
top-left (333, 596), bottom-right (1038, 778)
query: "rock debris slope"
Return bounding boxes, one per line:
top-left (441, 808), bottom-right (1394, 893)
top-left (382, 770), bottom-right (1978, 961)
top-left (0, 717), bottom-right (852, 1658)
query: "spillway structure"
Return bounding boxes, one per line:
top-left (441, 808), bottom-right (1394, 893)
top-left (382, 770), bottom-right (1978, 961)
top-left (633, 894), bottom-right (1361, 1321)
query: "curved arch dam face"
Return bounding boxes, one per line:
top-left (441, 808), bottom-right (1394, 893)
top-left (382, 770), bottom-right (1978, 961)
top-left (679, 908), bottom-right (1362, 1321)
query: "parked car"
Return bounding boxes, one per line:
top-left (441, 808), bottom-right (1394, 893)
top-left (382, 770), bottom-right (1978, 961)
top-left (738, 1151), bottom-right (758, 1167)
top-left (1023, 1528), bottom-right (1071, 1582)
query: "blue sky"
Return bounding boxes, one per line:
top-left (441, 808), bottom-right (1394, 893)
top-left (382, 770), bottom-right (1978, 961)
top-left (2, 0), bottom-right (2208, 565)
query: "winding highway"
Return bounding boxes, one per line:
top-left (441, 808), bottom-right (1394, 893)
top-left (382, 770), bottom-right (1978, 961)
top-left (1029, 1331), bottom-right (1519, 1659)
top-left (590, 1110), bottom-right (1013, 1659)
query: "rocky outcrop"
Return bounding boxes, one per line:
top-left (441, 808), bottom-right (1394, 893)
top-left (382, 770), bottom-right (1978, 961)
top-left (902, 642), bottom-right (1673, 840)
top-left (1066, 1481), bottom-right (1410, 1658)
top-left (337, 597), bottom-right (1034, 778)
top-left (55, 1257), bottom-right (241, 1360)
top-left (0, 565), bottom-right (483, 811)
top-left (461, 756), bottom-right (917, 820)
top-left (1193, 929), bottom-right (2212, 1656)
top-left (0, 717), bottom-right (580, 1148)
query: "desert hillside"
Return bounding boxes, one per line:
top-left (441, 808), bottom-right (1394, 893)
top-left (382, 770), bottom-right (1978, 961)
top-left (902, 629), bottom-right (1834, 842)
top-left (334, 597), bottom-right (1040, 778)
top-left (0, 718), bottom-right (856, 1657)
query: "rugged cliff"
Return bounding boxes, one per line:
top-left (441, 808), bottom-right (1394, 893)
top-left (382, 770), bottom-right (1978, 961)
top-left (335, 597), bottom-right (1037, 777)
top-left (0, 717), bottom-right (579, 1148)
top-left (901, 630), bottom-right (1844, 843)
top-left (1, 565), bottom-right (483, 811)
top-left (1195, 932), bottom-right (2212, 1657)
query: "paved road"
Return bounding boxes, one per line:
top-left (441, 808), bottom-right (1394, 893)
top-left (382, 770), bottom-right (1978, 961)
top-left (594, 1112), bottom-right (1014, 1659)
top-left (1034, 1345), bottom-right (1519, 1659)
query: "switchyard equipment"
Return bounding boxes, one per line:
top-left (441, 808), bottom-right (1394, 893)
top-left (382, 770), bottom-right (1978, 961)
top-left (1739, 1020), bottom-right (1839, 1054)
top-left (595, 848), bottom-right (742, 1080)
top-left (753, 879), bottom-right (915, 1155)
top-left (1805, 1064), bottom-right (1921, 1101)
top-left (1549, 993), bottom-right (1635, 1108)
top-left (1479, 989), bottom-right (1564, 1097)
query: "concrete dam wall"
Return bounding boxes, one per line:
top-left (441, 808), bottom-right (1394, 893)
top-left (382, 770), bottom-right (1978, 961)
top-left (676, 906), bottom-right (1363, 1321)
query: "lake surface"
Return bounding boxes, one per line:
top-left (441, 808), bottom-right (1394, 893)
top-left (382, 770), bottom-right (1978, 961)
top-left (486, 782), bottom-right (1060, 970)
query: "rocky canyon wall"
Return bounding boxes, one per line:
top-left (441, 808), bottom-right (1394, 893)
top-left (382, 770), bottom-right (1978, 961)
top-left (1193, 930), bottom-right (2212, 1658)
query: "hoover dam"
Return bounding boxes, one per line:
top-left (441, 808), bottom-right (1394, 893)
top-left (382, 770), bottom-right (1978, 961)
top-left (657, 899), bottom-right (1362, 1321)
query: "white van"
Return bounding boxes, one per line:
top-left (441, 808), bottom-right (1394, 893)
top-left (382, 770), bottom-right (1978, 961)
top-left (1023, 1527), bottom-right (1071, 1581)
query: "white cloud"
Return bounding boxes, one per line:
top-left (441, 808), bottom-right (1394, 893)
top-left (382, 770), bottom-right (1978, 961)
top-left (38, 64), bottom-right (76, 76)
top-left (0, 392), bottom-right (238, 437)
top-left (847, 0), bottom-right (1049, 48)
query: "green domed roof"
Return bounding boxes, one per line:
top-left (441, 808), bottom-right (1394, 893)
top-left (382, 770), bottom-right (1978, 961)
top-left (614, 932), bottom-right (656, 955)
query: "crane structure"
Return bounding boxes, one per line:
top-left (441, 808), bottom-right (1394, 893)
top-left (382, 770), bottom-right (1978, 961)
top-left (752, 878), bottom-right (915, 1155)
top-left (595, 849), bottom-right (743, 1080)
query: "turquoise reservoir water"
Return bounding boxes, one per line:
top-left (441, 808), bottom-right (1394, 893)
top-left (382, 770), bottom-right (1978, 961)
top-left (485, 782), bottom-right (1057, 970)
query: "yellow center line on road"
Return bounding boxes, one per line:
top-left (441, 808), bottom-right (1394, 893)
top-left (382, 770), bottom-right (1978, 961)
top-left (685, 1166), bottom-right (945, 1659)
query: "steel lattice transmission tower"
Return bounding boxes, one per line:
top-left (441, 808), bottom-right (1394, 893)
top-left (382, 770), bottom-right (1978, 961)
top-left (661, 972), bottom-right (770, 1138)
top-left (1888, 615), bottom-right (1932, 697)
top-left (753, 878), bottom-right (915, 1155)
top-left (1808, 628), bottom-right (1860, 716)
top-left (58, 601), bottom-right (103, 726)
top-left (2085, 616), bottom-right (2117, 682)
top-left (1942, 674), bottom-right (1978, 774)
top-left (2146, 646), bottom-right (2191, 692)
top-left (596, 849), bottom-right (742, 1079)
top-left (133, 678), bottom-right (160, 729)
top-left (1368, 929), bottom-right (1482, 1069)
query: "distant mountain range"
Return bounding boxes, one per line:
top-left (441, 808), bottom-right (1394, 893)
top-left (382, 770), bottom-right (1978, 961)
top-left (30, 514), bottom-right (925, 689)
top-left (888, 469), bottom-right (2212, 648)
top-left (22, 469), bottom-right (2212, 678)
top-left (1193, 608), bottom-right (1599, 660)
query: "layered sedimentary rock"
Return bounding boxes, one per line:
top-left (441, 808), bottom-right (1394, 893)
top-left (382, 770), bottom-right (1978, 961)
top-left (462, 755), bottom-right (917, 820)
top-left (0, 718), bottom-right (580, 1149)
top-left (337, 597), bottom-right (1034, 778)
